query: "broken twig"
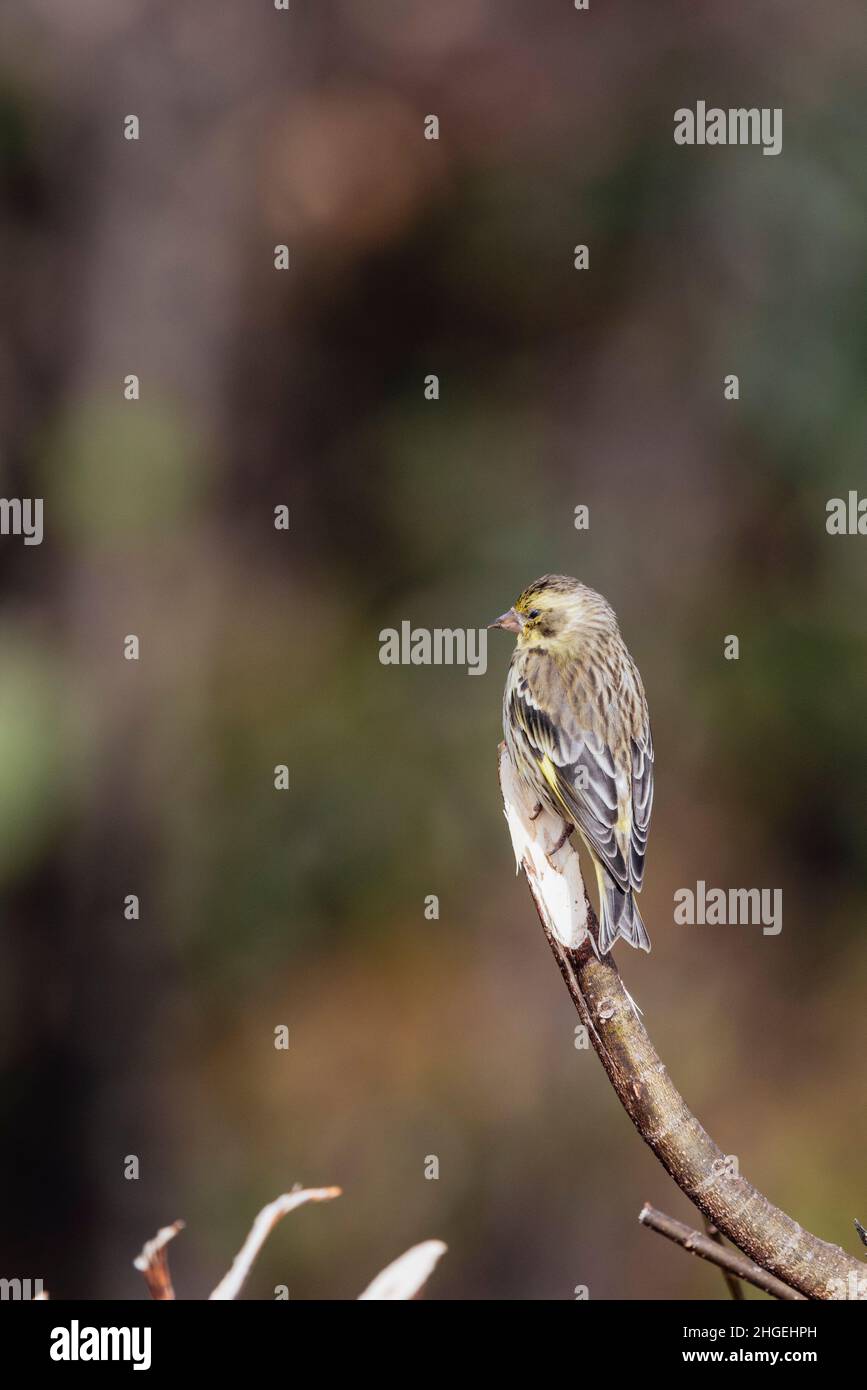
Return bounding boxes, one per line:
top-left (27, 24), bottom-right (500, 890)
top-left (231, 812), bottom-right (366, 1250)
top-left (133, 1220), bottom-right (185, 1300)
top-left (640, 1204), bottom-right (804, 1300)
top-left (210, 1187), bottom-right (342, 1300)
top-left (358, 1240), bottom-right (447, 1300)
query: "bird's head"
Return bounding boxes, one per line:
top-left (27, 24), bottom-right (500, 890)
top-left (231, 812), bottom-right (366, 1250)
top-left (488, 574), bottom-right (617, 649)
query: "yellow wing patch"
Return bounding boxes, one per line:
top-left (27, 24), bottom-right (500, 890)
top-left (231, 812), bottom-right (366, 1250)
top-left (537, 753), bottom-right (576, 823)
top-left (538, 754), bottom-right (560, 792)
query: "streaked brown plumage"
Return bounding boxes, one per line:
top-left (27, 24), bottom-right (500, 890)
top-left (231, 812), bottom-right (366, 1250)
top-left (490, 575), bottom-right (654, 953)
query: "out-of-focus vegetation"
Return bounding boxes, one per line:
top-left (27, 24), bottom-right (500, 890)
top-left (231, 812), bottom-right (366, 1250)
top-left (0, 1), bottom-right (865, 1299)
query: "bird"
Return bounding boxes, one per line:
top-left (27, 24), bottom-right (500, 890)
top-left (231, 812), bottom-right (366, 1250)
top-left (490, 575), bottom-right (654, 954)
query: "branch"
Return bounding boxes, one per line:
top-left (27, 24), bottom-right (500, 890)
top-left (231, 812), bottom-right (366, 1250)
top-left (210, 1186), bottom-right (342, 1300)
top-left (131, 1190), bottom-right (446, 1300)
top-left (640, 1203), bottom-right (805, 1300)
top-left (702, 1215), bottom-right (745, 1300)
top-left (133, 1220), bottom-right (185, 1300)
top-left (357, 1240), bottom-right (447, 1300)
top-left (498, 744), bottom-right (867, 1301)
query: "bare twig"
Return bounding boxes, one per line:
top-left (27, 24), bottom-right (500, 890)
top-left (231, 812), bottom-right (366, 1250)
top-left (357, 1240), bottom-right (447, 1300)
top-left (640, 1204), bottom-right (805, 1300)
top-left (703, 1215), bottom-right (745, 1300)
top-left (131, 1189), bottom-right (445, 1301)
top-left (133, 1220), bottom-right (185, 1300)
top-left (499, 743), bottom-right (867, 1301)
top-left (209, 1186), bottom-right (342, 1300)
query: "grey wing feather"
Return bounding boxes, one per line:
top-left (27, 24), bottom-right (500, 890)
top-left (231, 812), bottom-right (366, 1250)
top-left (506, 661), bottom-right (638, 891)
top-left (629, 725), bottom-right (654, 889)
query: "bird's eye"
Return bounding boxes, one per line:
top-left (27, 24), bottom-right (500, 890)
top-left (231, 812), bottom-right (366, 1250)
top-left (528, 609), bottom-right (540, 620)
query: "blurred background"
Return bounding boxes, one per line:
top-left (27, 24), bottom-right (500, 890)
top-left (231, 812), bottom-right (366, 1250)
top-left (0, 0), bottom-right (865, 1300)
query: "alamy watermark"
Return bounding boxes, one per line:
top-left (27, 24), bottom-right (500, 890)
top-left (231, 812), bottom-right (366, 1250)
top-left (50, 1321), bottom-right (151, 1371)
top-left (0, 1276), bottom-right (44, 1299)
top-left (674, 103), bottom-right (782, 157)
top-left (379, 622), bottom-right (487, 676)
top-left (0, 497), bottom-right (43, 545)
top-left (826, 492), bottom-right (867, 534)
top-left (674, 881), bottom-right (782, 936)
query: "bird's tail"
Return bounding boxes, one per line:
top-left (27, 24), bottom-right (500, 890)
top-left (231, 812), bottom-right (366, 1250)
top-left (595, 864), bottom-right (651, 955)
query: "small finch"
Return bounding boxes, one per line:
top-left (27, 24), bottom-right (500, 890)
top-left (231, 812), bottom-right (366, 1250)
top-left (490, 575), bottom-right (654, 954)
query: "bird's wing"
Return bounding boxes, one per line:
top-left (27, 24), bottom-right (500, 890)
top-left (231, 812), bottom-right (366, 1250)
top-left (506, 655), bottom-right (651, 893)
top-left (629, 723), bottom-right (654, 890)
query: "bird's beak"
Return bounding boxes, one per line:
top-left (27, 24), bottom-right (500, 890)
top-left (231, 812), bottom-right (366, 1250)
top-left (488, 607), bottom-right (524, 634)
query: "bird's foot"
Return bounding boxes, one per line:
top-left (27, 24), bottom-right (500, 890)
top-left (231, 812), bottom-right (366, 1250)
top-left (545, 822), bottom-right (574, 865)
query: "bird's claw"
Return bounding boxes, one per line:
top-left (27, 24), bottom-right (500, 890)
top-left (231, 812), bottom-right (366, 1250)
top-left (545, 822), bottom-right (573, 866)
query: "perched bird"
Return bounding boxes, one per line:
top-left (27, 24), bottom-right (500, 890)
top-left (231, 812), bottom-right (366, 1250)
top-left (490, 575), bottom-right (654, 953)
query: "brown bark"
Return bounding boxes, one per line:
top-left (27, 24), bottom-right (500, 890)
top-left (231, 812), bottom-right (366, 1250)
top-left (499, 744), bottom-right (866, 1301)
top-left (639, 1204), bottom-right (806, 1301)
